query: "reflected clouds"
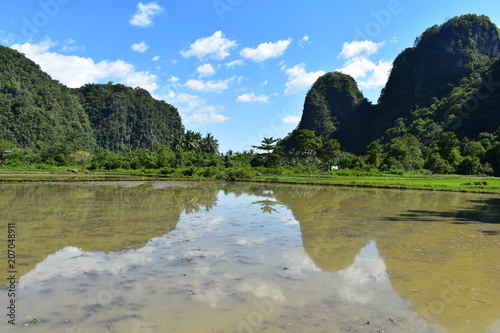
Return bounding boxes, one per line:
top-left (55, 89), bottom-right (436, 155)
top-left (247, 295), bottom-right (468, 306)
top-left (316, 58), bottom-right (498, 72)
top-left (0, 183), bottom-right (498, 333)
top-left (336, 240), bottom-right (390, 304)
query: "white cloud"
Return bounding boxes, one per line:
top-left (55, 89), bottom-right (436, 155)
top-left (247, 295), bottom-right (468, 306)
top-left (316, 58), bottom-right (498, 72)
top-left (153, 90), bottom-right (176, 101)
top-left (283, 115), bottom-right (301, 124)
top-left (185, 105), bottom-right (229, 126)
top-left (184, 77), bottom-right (233, 93)
top-left (61, 39), bottom-right (84, 52)
top-left (240, 39), bottom-right (291, 62)
top-left (15, 38), bottom-right (57, 53)
top-left (338, 40), bottom-right (385, 59)
top-left (236, 92), bottom-right (269, 103)
top-left (298, 35), bottom-right (311, 48)
top-left (358, 60), bottom-right (392, 89)
top-left (129, 2), bottom-right (164, 27)
top-left (131, 41), bottom-right (149, 53)
top-left (12, 39), bottom-right (158, 92)
top-left (173, 93), bottom-right (204, 112)
top-left (282, 63), bottom-right (325, 95)
top-left (338, 56), bottom-right (377, 79)
top-left (165, 93), bottom-right (228, 126)
top-left (122, 71), bottom-right (157, 90)
top-left (336, 40), bottom-right (392, 90)
top-left (196, 63), bottom-right (216, 77)
top-left (168, 75), bottom-right (180, 83)
top-left (151, 55), bottom-right (160, 61)
top-left (181, 31), bottom-right (236, 60)
top-left (226, 59), bottom-right (244, 68)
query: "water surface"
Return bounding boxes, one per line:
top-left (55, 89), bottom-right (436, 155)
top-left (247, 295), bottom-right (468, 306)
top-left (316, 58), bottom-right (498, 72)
top-left (0, 182), bottom-right (499, 333)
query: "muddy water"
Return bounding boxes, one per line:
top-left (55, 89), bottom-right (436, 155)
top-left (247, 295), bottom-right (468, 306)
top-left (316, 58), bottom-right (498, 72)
top-left (0, 182), bottom-right (498, 333)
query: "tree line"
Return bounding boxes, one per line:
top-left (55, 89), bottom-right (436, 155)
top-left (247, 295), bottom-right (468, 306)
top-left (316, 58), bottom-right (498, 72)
top-left (2, 127), bottom-right (500, 177)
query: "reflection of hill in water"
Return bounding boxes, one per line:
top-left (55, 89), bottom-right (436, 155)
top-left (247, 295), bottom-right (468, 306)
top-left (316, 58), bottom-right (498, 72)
top-left (274, 185), bottom-right (500, 333)
top-left (0, 183), bottom-right (219, 278)
top-left (2, 182), bottom-right (498, 332)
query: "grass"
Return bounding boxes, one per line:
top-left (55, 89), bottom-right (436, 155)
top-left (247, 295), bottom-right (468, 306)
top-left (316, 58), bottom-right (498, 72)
top-left (1, 167), bottom-right (500, 193)
top-left (254, 174), bottom-right (500, 192)
top-left (25, 315), bottom-right (45, 326)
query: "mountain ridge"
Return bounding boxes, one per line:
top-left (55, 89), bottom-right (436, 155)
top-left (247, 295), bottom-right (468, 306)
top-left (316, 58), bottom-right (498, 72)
top-left (0, 45), bottom-right (183, 154)
top-left (283, 14), bottom-right (500, 155)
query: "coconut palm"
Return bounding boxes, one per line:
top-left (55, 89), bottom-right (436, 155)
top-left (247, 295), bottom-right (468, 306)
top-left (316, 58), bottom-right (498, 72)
top-left (183, 130), bottom-right (202, 152)
top-left (201, 133), bottom-right (219, 154)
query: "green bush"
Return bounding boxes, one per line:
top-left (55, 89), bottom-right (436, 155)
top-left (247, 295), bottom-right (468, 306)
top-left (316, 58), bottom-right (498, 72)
top-left (181, 167), bottom-right (196, 177)
top-left (388, 169), bottom-right (404, 175)
top-left (226, 168), bottom-right (254, 180)
top-left (6, 158), bottom-right (23, 168)
top-left (197, 166), bottom-right (222, 178)
top-left (159, 167), bottom-right (175, 175)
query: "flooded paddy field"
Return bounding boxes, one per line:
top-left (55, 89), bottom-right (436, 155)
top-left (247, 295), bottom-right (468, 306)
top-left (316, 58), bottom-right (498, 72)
top-left (0, 182), bottom-right (499, 332)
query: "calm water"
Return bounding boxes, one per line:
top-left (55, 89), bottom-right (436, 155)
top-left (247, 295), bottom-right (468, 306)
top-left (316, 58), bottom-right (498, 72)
top-left (0, 182), bottom-right (499, 333)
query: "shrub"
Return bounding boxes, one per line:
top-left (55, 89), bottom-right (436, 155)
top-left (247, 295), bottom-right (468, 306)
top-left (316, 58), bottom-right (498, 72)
top-left (159, 167), bottom-right (175, 175)
top-left (226, 168), bottom-right (254, 180)
top-left (6, 158), bottom-right (23, 168)
top-left (388, 169), bottom-right (404, 175)
top-left (181, 167), bottom-right (196, 177)
top-left (197, 166), bottom-right (222, 178)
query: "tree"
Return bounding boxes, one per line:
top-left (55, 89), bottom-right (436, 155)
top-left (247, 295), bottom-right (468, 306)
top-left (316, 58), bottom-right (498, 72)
top-left (437, 132), bottom-right (460, 162)
top-left (252, 137), bottom-right (279, 153)
top-left (157, 146), bottom-right (176, 168)
top-left (460, 138), bottom-right (485, 157)
top-left (91, 150), bottom-right (123, 170)
top-left (383, 134), bottom-right (424, 171)
top-left (251, 137), bottom-right (282, 168)
top-left (0, 139), bottom-right (16, 169)
top-left (183, 130), bottom-right (202, 152)
top-left (172, 132), bottom-right (185, 152)
top-left (293, 130), bottom-right (322, 165)
top-left (425, 153), bottom-right (454, 174)
top-left (69, 150), bottom-right (93, 170)
top-left (319, 139), bottom-right (342, 169)
top-left (366, 141), bottom-right (384, 168)
top-left (485, 142), bottom-right (500, 176)
top-left (457, 156), bottom-right (481, 175)
top-left (201, 133), bottom-right (219, 154)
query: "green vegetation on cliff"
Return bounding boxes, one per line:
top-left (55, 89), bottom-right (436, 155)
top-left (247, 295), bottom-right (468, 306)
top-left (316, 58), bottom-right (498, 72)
top-left (281, 14), bottom-right (500, 175)
top-left (76, 83), bottom-right (183, 152)
top-left (2, 14), bottom-right (500, 178)
top-left (0, 45), bottom-right (95, 151)
top-left (0, 45), bottom-right (183, 156)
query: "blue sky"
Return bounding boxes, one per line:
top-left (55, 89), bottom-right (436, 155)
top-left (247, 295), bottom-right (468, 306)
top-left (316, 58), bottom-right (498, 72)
top-left (1, 1), bottom-right (499, 153)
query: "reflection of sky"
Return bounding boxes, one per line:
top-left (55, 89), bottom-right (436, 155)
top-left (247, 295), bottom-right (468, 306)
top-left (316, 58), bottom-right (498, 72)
top-left (337, 240), bottom-right (391, 304)
top-left (19, 192), bottom-right (297, 287)
top-left (14, 190), bottom-right (435, 332)
top-left (21, 223), bottom-right (393, 310)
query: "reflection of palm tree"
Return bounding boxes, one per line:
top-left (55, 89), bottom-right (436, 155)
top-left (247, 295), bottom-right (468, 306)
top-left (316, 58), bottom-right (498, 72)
top-left (252, 199), bottom-right (279, 214)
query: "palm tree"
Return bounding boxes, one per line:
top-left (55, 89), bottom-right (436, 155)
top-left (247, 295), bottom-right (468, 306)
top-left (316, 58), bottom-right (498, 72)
top-left (184, 130), bottom-right (202, 152)
top-left (252, 137), bottom-right (279, 153)
top-left (172, 132), bottom-right (185, 152)
top-left (201, 133), bottom-right (219, 154)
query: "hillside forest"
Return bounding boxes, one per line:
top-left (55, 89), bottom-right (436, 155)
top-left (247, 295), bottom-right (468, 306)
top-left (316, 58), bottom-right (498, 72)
top-left (1, 14), bottom-right (500, 177)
